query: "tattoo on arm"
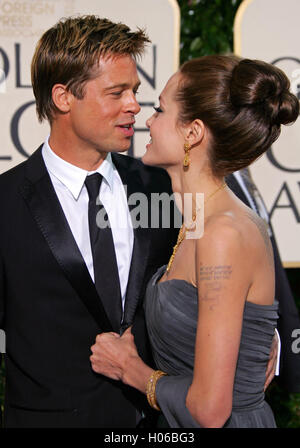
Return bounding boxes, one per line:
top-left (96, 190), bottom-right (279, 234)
top-left (199, 265), bottom-right (232, 281)
top-left (198, 265), bottom-right (233, 309)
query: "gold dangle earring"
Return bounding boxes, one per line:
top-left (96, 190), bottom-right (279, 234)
top-left (183, 142), bottom-right (191, 169)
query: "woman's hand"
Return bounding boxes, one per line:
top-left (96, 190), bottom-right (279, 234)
top-left (90, 327), bottom-right (139, 382)
top-left (90, 326), bottom-right (154, 393)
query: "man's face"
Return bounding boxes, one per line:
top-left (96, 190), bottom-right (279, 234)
top-left (67, 54), bottom-right (141, 154)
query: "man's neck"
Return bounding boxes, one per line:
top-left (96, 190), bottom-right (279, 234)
top-left (48, 128), bottom-right (107, 171)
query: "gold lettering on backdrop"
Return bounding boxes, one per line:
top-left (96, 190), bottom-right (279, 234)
top-left (0, 27), bottom-right (46, 37)
top-left (0, 1), bottom-right (55, 15)
top-left (0, 1), bottom-right (60, 37)
top-left (63, 0), bottom-right (75, 15)
top-left (0, 15), bottom-right (32, 27)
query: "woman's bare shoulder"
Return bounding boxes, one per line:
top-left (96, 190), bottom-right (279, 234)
top-left (197, 205), bottom-right (273, 260)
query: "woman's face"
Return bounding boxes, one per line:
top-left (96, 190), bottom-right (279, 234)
top-left (142, 72), bottom-right (186, 169)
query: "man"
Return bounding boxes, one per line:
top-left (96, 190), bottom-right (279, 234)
top-left (0, 15), bottom-right (178, 428)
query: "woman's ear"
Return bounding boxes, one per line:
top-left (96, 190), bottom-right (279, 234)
top-left (185, 119), bottom-right (205, 147)
top-left (51, 84), bottom-right (72, 114)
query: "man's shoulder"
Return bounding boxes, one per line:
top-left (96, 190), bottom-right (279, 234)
top-left (0, 146), bottom-right (42, 189)
top-left (112, 153), bottom-right (172, 193)
top-left (0, 162), bottom-right (27, 207)
top-left (0, 159), bottom-right (27, 184)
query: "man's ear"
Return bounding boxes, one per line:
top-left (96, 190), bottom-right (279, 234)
top-left (185, 119), bottom-right (205, 147)
top-left (51, 84), bottom-right (72, 114)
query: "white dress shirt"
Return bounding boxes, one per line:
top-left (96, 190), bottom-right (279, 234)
top-left (42, 137), bottom-right (134, 311)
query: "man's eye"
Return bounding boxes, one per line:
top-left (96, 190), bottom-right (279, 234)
top-left (111, 91), bottom-right (122, 96)
top-left (153, 106), bottom-right (163, 113)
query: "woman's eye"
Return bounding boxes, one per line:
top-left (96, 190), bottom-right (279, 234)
top-left (153, 106), bottom-right (163, 113)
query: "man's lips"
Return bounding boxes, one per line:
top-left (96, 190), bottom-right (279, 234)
top-left (118, 122), bottom-right (135, 127)
top-left (117, 123), bottom-right (135, 137)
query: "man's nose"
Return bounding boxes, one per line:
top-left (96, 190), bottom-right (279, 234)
top-left (126, 92), bottom-right (141, 115)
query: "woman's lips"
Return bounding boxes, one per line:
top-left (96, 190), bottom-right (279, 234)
top-left (146, 138), bottom-right (152, 149)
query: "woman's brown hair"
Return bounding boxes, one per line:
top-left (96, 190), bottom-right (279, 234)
top-left (31, 15), bottom-right (150, 123)
top-left (177, 55), bottom-right (299, 177)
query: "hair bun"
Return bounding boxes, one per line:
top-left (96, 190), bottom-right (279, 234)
top-left (230, 59), bottom-right (299, 126)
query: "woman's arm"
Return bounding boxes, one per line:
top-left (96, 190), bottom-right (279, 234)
top-left (186, 217), bottom-right (251, 427)
top-left (90, 328), bottom-right (154, 394)
top-left (90, 328), bottom-right (200, 427)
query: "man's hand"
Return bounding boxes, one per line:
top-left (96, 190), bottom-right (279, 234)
top-left (264, 331), bottom-right (279, 391)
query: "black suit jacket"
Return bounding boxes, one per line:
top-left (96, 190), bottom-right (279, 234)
top-left (0, 147), bottom-right (178, 428)
top-left (226, 174), bottom-right (300, 393)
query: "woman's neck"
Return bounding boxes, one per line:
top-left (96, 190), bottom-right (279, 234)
top-left (166, 163), bottom-right (226, 221)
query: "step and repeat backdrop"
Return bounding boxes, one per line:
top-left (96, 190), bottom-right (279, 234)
top-left (234, 0), bottom-right (300, 267)
top-left (0, 0), bottom-right (180, 165)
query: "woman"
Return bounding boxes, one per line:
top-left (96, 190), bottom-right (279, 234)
top-left (90, 55), bottom-right (299, 427)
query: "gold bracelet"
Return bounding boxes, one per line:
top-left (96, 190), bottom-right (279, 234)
top-left (146, 370), bottom-right (167, 411)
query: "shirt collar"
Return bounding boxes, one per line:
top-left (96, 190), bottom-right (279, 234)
top-left (42, 137), bottom-right (115, 200)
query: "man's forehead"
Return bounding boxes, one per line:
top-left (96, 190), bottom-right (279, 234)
top-left (93, 54), bottom-right (140, 87)
top-left (97, 53), bottom-right (137, 70)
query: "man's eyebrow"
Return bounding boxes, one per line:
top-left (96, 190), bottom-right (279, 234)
top-left (104, 81), bottom-right (141, 91)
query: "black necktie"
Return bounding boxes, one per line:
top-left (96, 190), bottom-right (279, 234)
top-left (85, 173), bottom-right (122, 331)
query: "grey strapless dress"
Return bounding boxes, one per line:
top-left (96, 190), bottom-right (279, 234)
top-left (144, 265), bottom-right (278, 428)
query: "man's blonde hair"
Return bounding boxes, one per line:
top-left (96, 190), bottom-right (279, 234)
top-left (31, 15), bottom-right (150, 122)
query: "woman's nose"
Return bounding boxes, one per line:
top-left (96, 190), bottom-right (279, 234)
top-left (146, 114), bottom-right (154, 129)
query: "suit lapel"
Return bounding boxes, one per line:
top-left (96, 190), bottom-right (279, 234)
top-left (226, 173), bottom-right (251, 206)
top-left (20, 148), bottom-right (113, 332)
top-left (112, 154), bottom-right (151, 328)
